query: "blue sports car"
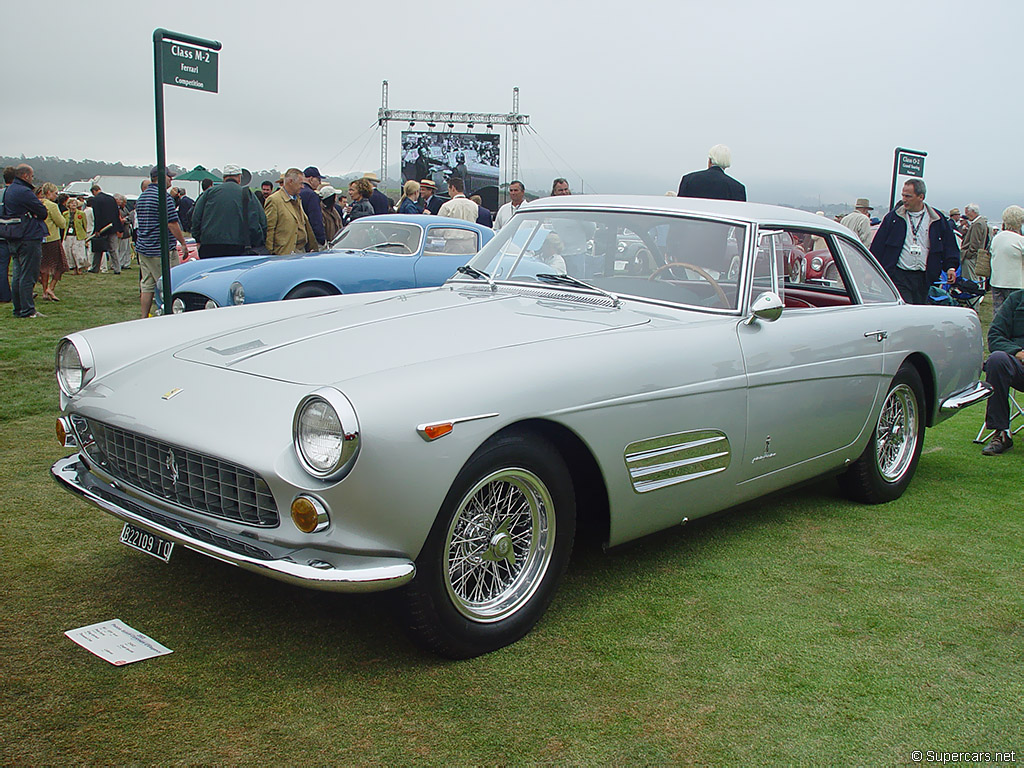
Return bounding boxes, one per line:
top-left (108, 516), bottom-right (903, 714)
top-left (156, 215), bottom-right (494, 312)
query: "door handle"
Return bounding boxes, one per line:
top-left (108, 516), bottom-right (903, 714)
top-left (864, 330), bottom-right (888, 342)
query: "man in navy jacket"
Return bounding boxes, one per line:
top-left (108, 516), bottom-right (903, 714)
top-left (677, 144), bottom-right (746, 201)
top-left (2, 164), bottom-right (48, 317)
top-left (869, 178), bottom-right (958, 304)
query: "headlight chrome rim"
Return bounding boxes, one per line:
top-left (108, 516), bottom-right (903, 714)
top-left (55, 336), bottom-right (95, 397)
top-left (229, 281), bottom-right (245, 305)
top-left (292, 388), bottom-right (360, 480)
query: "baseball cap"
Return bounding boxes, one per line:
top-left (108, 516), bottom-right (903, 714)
top-left (303, 166), bottom-right (323, 179)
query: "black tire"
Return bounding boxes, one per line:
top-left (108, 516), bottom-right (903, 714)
top-left (400, 430), bottom-right (576, 658)
top-left (284, 284), bottom-right (333, 300)
top-left (839, 363), bottom-right (926, 504)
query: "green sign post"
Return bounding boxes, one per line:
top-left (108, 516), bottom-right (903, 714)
top-left (888, 146), bottom-right (927, 212)
top-left (153, 29), bottom-right (221, 317)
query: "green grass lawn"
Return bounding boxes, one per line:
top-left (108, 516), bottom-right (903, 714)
top-left (1, 275), bottom-right (1021, 765)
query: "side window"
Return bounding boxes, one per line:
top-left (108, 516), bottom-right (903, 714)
top-left (836, 237), bottom-right (899, 303)
top-left (424, 228), bottom-right (479, 256)
top-left (782, 229), bottom-right (847, 292)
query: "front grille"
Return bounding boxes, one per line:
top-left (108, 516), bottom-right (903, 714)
top-left (71, 415), bottom-right (279, 527)
top-left (175, 292), bottom-right (215, 311)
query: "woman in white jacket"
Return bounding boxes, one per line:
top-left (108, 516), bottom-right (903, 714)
top-left (989, 205), bottom-right (1024, 313)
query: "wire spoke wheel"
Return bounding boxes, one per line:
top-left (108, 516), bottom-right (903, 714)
top-left (875, 383), bottom-right (918, 482)
top-left (444, 468), bottom-right (554, 623)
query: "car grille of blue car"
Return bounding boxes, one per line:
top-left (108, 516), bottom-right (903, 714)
top-left (174, 292), bottom-right (213, 311)
top-left (70, 415), bottom-right (279, 527)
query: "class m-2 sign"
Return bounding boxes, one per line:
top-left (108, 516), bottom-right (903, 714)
top-left (161, 41), bottom-right (218, 93)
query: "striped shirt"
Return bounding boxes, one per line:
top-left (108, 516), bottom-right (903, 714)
top-left (134, 183), bottom-right (179, 257)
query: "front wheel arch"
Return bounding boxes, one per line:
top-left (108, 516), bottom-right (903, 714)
top-left (283, 281), bottom-right (341, 300)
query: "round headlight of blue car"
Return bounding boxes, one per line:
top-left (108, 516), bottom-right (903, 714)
top-left (229, 282), bottom-right (245, 305)
top-left (293, 389), bottom-right (360, 480)
top-left (56, 337), bottom-right (94, 396)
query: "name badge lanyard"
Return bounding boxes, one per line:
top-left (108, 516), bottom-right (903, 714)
top-left (909, 210), bottom-right (927, 252)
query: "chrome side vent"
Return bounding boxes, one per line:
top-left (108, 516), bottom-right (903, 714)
top-left (624, 429), bottom-right (731, 493)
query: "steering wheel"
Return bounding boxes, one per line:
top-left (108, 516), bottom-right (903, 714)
top-left (649, 261), bottom-right (729, 307)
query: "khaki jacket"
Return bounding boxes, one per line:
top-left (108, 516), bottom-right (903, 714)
top-left (265, 188), bottom-right (317, 255)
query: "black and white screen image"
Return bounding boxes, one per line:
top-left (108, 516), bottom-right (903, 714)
top-left (401, 132), bottom-right (500, 210)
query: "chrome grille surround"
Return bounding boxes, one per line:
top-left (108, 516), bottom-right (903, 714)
top-left (624, 429), bottom-right (731, 493)
top-left (70, 415), bottom-right (279, 526)
top-left (175, 292), bottom-right (216, 311)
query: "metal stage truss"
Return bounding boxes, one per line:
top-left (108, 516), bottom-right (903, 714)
top-left (377, 81), bottom-right (529, 189)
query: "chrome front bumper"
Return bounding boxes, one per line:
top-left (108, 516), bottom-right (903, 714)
top-left (51, 454), bottom-right (416, 593)
top-left (940, 380), bottom-right (992, 413)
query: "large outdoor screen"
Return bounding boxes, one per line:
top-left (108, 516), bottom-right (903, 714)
top-left (401, 132), bottom-right (500, 209)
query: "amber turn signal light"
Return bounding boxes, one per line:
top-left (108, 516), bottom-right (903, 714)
top-left (291, 495), bottom-right (329, 533)
top-left (422, 423), bottom-right (454, 441)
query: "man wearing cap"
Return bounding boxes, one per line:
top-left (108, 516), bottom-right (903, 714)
top-left (87, 181), bottom-right (123, 274)
top-left (317, 185), bottom-right (343, 243)
top-left (191, 164), bottom-right (267, 259)
top-left (300, 166), bottom-right (327, 249)
top-left (494, 180), bottom-right (525, 232)
top-left (948, 208), bottom-right (967, 236)
top-left (840, 198), bottom-right (875, 249)
top-left (419, 179), bottom-right (443, 216)
top-left (362, 172), bottom-right (391, 215)
top-left (134, 166), bottom-right (189, 318)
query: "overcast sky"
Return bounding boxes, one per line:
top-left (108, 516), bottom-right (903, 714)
top-left (6, 0), bottom-right (1022, 214)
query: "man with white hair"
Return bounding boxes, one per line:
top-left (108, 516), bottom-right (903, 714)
top-left (677, 144), bottom-right (746, 201)
top-left (960, 203), bottom-right (989, 282)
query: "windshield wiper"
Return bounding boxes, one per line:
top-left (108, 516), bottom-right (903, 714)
top-left (456, 264), bottom-right (496, 291)
top-left (536, 273), bottom-right (621, 308)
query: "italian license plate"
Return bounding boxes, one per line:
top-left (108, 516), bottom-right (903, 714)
top-left (120, 523), bottom-right (174, 562)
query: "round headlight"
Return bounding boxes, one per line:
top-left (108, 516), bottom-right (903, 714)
top-left (56, 337), bottom-right (93, 396)
top-left (172, 297), bottom-right (185, 314)
top-left (229, 282), bottom-right (245, 305)
top-left (204, 299), bottom-right (218, 310)
top-left (293, 390), bottom-right (360, 480)
top-left (810, 256), bottom-right (824, 273)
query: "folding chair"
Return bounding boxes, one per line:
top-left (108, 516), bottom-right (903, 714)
top-left (974, 391), bottom-right (1024, 443)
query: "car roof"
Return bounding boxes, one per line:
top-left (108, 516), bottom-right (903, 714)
top-left (521, 195), bottom-right (849, 234)
top-left (360, 214), bottom-right (488, 231)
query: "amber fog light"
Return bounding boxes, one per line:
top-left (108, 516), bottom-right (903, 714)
top-left (291, 495), bottom-right (329, 533)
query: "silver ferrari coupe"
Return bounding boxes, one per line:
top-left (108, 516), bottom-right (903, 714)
top-left (52, 196), bottom-right (989, 657)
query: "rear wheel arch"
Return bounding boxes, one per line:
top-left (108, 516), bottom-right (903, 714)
top-left (901, 352), bottom-right (936, 425)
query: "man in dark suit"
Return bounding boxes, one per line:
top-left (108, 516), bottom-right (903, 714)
top-left (87, 183), bottom-right (123, 273)
top-left (677, 144), bottom-right (746, 202)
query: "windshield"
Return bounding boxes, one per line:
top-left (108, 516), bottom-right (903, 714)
top-left (465, 210), bottom-right (748, 310)
top-left (330, 220), bottom-right (423, 254)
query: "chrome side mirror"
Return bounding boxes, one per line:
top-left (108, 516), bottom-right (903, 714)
top-left (745, 291), bottom-right (784, 325)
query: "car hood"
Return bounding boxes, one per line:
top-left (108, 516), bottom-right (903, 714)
top-left (172, 286), bottom-right (650, 385)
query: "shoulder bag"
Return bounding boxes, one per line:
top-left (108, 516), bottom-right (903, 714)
top-left (976, 227), bottom-right (993, 279)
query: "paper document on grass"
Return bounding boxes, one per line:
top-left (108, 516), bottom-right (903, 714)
top-left (65, 619), bottom-right (173, 666)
